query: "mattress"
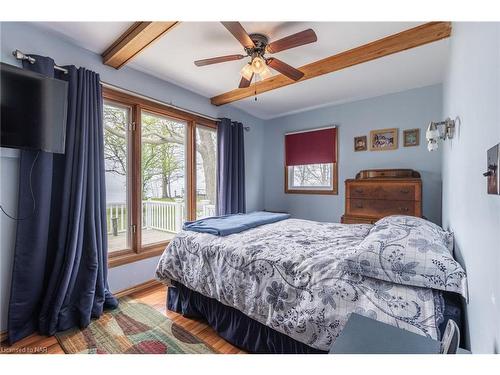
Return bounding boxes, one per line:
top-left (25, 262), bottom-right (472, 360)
top-left (156, 217), bottom-right (467, 351)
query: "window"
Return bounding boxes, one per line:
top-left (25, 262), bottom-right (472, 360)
top-left (103, 102), bottom-right (131, 253)
top-left (103, 88), bottom-right (217, 267)
top-left (195, 125), bottom-right (217, 219)
top-left (284, 127), bottom-right (338, 194)
top-left (141, 111), bottom-right (187, 246)
top-left (288, 163), bottom-right (333, 190)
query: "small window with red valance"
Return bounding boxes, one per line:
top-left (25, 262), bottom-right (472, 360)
top-left (284, 126), bottom-right (338, 194)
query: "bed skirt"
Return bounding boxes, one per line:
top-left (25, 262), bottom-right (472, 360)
top-left (167, 281), bottom-right (325, 354)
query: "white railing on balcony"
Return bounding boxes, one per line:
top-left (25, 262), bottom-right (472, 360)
top-left (106, 200), bottom-right (216, 235)
top-left (200, 199), bottom-right (217, 218)
top-left (106, 202), bottom-right (127, 234)
top-left (143, 200), bottom-right (185, 233)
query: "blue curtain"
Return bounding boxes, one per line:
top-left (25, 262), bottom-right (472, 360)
top-left (216, 118), bottom-right (246, 215)
top-left (8, 55), bottom-right (118, 344)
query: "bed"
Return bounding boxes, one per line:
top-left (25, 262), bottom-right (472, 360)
top-left (155, 215), bottom-right (468, 353)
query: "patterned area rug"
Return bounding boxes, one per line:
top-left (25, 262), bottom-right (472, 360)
top-left (55, 298), bottom-right (215, 354)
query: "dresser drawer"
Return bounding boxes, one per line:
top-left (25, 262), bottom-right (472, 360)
top-left (347, 183), bottom-right (419, 201)
top-left (346, 198), bottom-right (417, 218)
top-left (341, 215), bottom-right (378, 224)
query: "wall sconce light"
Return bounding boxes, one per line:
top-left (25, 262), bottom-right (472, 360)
top-left (426, 117), bottom-right (456, 152)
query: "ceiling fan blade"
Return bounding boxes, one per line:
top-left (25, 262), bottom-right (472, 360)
top-left (238, 73), bottom-right (254, 88)
top-left (267, 58), bottom-right (304, 81)
top-left (221, 22), bottom-right (255, 49)
top-left (194, 54), bottom-right (245, 67)
top-left (266, 29), bottom-right (317, 54)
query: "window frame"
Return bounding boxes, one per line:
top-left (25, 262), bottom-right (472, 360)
top-left (284, 128), bottom-right (338, 195)
top-left (102, 87), bottom-right (217, 268)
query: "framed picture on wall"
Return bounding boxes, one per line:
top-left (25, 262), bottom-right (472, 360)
top-left (354, 136), bottom-right (367, 151)
top-left (369, 128), bottom-right (398, 151)
top-left (403, 128), bottom-right (420, 147)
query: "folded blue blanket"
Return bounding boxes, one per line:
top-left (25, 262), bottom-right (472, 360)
top-left (183, 211), bottom-right (291, 236)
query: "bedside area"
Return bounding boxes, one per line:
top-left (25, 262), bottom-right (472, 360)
top-left (329, 314), bottom-right (471, 354)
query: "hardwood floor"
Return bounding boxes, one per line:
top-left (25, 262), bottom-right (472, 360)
top-left (0, 284), bottom-right (245, 354)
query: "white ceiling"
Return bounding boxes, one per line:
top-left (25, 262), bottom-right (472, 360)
top-left (36, 22), bottom-right (449, 119)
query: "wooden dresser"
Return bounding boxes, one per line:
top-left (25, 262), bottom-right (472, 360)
top-left (341, 169), bottom-right (422, 224)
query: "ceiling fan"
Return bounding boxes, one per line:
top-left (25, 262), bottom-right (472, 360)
top-left (194, 22), bottom-right (317, 89)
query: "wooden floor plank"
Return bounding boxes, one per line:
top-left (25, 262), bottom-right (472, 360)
top-left (0, 284), bottom-right (245, 354)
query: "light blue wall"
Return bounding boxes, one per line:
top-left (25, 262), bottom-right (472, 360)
top-left (442, 22), bottom-right (500, 354)
top-left (0, 22), bottom-right (265, 332)
top-left (263, 85), bottom-right (443, 224)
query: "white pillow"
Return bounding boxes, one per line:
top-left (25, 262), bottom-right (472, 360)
top-left (341, 216), bottom-right (467, 299)
top-left (376, 215), bottom-right (454, 254)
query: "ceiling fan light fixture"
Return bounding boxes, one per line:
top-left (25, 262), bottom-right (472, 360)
top-left (251, 56), bottom-right (266, 74)
top-left (259, 64), bottom-right (273, 80)
top-left (240, 63), bottom-right (254, 81)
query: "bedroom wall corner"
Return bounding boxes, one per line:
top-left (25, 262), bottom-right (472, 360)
top-left (262, 85), bottom-right (444, 224)
top-left (442, 22), bottom-right (500, 354)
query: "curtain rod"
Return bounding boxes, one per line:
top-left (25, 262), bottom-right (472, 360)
top-left (285, 125), bottom-right (337, 136)
top-left (13, 50), bottom-right (214, 122)
top-left (101, 81), bottom-right (220, 123)
top-left (13, 50), bottom-right (68, 74)
top-left (101, 82), bottom-right (250, 131)
top-left (12, 49), bottom-right (250, 131)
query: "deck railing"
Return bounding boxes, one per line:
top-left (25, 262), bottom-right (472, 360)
top-left (106, 202), bottom-right (127, 235)
top-left (142, 200), bottom-right (185, 233)
top-left (106, 200), bottom-right (216, 235)
top-left (200, 199), bottom-right (217, 217)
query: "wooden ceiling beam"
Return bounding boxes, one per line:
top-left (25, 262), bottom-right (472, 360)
top-left (210, 22), bottom-right (451, 106)
top-left (102, 21), bottom-right (179, 69)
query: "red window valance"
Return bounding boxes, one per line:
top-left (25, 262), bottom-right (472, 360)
top-left (285, 127), bottom-right (337, 166)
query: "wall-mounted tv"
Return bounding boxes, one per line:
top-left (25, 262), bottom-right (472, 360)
top-left (1, 62), bottom-right (68, 154)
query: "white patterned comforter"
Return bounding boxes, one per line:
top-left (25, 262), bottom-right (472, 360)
top-left (156, 218), bottom-right (463, 351)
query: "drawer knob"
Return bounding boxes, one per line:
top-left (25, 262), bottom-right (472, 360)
top-left (354, 189), bottom-right (363, 194)
top-left (400, 189), bottom-right (410, 194)
top-left (355, 203), bottom-right (363, 208)
top-left (399, 207), bottom-right (409, 212)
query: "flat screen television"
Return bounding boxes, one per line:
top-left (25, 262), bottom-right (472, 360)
top-left (1, 62), bottom-right (68, 154)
